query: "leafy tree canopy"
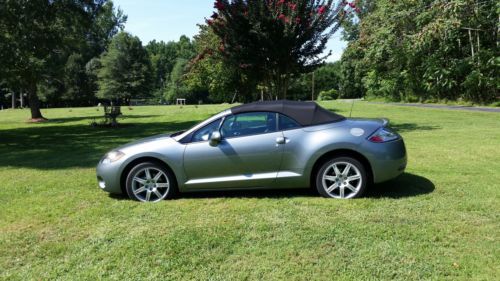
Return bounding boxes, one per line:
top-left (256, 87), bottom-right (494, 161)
top-left (209, 0), bottom-right (351, 99)
top-left (185, 24), bottom-right (256, 103)
top-left (0, 0), bottom-right (125, 119)
top-left (96, 32), bottom-right (152, 104)
top-left (339, 0), bottom-right (499, 103)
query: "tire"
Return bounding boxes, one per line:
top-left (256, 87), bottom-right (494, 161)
top-left (315, 157), bottom-right (367, 199)
top-left (125, 162), bottom-right (176, 202)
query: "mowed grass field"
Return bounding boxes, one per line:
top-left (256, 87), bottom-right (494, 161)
top-left (0, 101), bottom-right (498, 280)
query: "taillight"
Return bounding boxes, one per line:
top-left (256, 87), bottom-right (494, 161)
top-left (368, 127), bottom-right (398, 143)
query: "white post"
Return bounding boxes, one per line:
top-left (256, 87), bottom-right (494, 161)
top-left (468, 29), bottom-right (475, 58)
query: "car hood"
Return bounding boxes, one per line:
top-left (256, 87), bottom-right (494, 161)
top-left (114, 133), bottom-right (173, 152)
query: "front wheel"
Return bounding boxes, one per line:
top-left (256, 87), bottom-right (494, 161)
top-left (316, 157), bottom-right (367, 199)
top-left (125, 162), bottom-right (175, 202)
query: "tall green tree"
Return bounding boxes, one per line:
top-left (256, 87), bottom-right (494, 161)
top-left (176, 35), bottom-right (196, 61)
top-left (96, 32), bottom-right (153, 105)
top-left (340, 0), bottom-right (374, 42)
top-left (0, 0), bottom-right (119, 120)
top-left (185, 24), bottom-right (255, 103)
top-left (339, 0), bottom-right (499, 103)
top-left (146, 40), bottom-right (178, 97)
top-left (59, 1), bottom-right (126, 106)
top-left (145, 36), bottom-right (196, 101)
top-left (209, 0), bottom-right (350, 99)
top-left (62, 54), bottom-right (91, 105)
top-left (288, 61), bottom-right (342, 100)
top-left (164, 58), bottom-right (190, 103)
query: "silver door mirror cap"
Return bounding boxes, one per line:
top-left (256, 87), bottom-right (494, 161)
top-left (209, 131), bottom-right (222, 146)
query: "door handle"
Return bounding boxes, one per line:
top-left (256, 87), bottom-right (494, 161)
top-left (276, 137), bottom-right (286, 144)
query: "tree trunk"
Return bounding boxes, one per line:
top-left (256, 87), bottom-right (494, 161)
top-left (28, 83), bottom-right (45, 120)
top-left (311, 71), bottom-right (315, 101)
top-left (274, 72), bottom-right (290, 100)
top-left (273, 73), bottom-right (282, 100)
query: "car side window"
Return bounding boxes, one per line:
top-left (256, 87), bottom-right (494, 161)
top-left (221, 112), bottom-right (277, 138)
top-left (191, 119), bottom-right (222, 142)
top-left (279, 114), bottom-right (301, 130)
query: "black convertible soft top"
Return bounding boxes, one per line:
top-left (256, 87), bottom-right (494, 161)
top-left (231, 100), bottom-right (345, 126)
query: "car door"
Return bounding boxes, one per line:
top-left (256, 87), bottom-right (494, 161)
top-left (183, 112), bottom-right (284, 189)
top-left (274, 113), bottom-right (308, 188)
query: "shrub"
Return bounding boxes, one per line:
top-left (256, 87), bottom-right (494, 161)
top-left (318, 89), bottom-right (339, 101)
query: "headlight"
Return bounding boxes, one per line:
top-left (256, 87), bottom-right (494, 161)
top-left (102, 150), bottom-right (125, 164)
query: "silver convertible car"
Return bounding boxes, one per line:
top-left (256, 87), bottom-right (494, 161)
top-left (97, 100), bottom-right (407, 202)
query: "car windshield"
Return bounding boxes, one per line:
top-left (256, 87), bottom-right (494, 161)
top-left (173, 110), bottom-right (230, 142)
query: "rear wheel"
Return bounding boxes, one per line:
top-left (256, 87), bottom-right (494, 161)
top-left (316, 157), bottom-right (367, 199)
top-left (125, 162), bottom-right (175, 202)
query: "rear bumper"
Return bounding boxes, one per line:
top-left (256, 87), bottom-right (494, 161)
top-left (362, 138), bottom-right (407, 183)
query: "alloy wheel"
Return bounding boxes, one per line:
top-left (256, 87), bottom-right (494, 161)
top-left (130, 167), bottom-right (170, 202)
top-left (321, 161), bottom-right (362, 199)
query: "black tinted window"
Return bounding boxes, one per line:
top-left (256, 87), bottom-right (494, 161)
top-left (279, 114), bottom-right (300, 130)
top-left (221, 112), bottom-right (277, 138)
top-left (192, 119), bottom-right (222, 142)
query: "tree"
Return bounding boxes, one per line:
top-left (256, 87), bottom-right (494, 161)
top-left (340, 0), bottom-right (374, 42)
top-left (209, 0), bottom-right (352, 99)
top-left (176, 35), bottom-right (196, 60)
top-left (338, 0), bottom-right (499, 103)
top-left (59, 1), bottom-right (126, 106)
top-left (185, 24), bottom-right (255, 103)
top-left (164, 58), bottom-right (190, 103)
top-left (0, 0), bottom-right (118, 120)
top-left (96, 32), bottom-right (153, 105)
top-left (88, 1), bottom-right (127, 56)
top-left (145, 36), bottom-right (196, 101)
top-left (288, 61), bottom-right (342, 100)
top-left (146, 40), bottom-right (178, 98)
top-left (61, 53), bottom-right (95, 106)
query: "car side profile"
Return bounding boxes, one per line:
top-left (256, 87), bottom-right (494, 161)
top-left (96, 100), bottom-right (407, 202)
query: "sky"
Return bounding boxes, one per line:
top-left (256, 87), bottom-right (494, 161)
top-left (113, 0), bottom-right (347, 62)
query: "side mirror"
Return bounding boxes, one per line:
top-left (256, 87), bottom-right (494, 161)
top-left (209, 131), bottom-right (222, 147)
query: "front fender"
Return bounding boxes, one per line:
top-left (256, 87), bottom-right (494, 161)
top-left (117, 139), bottom-right (187, 191)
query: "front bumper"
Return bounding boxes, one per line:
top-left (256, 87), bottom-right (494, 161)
top-left (96, 159), bottom-right (124, 194)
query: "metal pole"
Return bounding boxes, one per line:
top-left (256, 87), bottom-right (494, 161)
top-left (11, 92), bottom-right (16, 109)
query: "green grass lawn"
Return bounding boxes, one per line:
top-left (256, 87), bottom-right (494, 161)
top-left (0, 102), bottom-right (498, 280)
